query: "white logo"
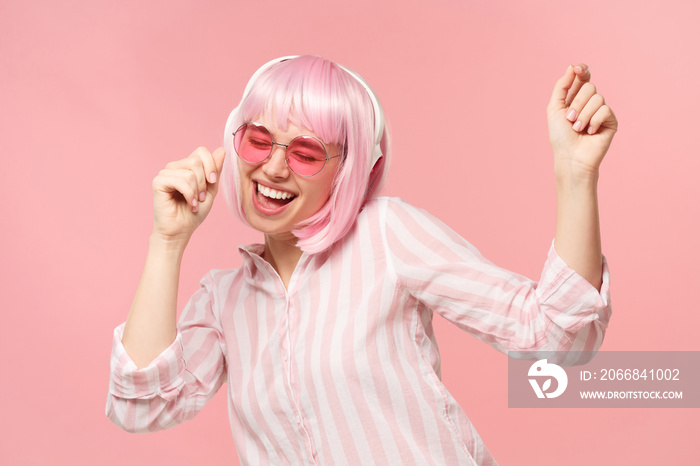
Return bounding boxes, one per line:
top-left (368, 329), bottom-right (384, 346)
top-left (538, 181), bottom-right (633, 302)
top-left (528, 359), bottom-right (568, 399)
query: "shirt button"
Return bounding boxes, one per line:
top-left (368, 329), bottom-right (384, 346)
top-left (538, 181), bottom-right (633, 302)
top-left (283, 353), bottom-right (289, 361)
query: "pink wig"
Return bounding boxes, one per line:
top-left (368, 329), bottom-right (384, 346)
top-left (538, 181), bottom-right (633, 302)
top-left (221, 55), bottom-right (391, 254)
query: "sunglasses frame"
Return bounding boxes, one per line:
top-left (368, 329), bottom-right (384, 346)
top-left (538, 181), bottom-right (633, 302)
top-left (233, 122), bottom-right (342, 177)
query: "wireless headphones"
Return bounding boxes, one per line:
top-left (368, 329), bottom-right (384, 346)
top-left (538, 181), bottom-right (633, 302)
top-left (224, 55), bottom-right (385, 169)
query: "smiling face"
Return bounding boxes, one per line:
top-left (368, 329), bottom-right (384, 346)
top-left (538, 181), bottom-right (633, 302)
top-left (237, 115), bottom-right (342, 241)
top-left (220, 55), bottom-right (390, 254)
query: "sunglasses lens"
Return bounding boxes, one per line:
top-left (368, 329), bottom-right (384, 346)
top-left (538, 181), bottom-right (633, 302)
top-left (286, 137), bottom-right (327, 176)
top-left (234, 123), bottom-right (273, 163)
top-left (234, 123), bottom-right (330, 176)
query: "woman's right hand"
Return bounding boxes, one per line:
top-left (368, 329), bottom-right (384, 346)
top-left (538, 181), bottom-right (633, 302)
top-left (151, 147), bottom-right (227, 245)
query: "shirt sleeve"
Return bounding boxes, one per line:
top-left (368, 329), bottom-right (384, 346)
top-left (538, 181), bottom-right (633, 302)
top-left (382, 198), bottom-right (611, 362)
top-left (106, 271), bottom-right (227, 433)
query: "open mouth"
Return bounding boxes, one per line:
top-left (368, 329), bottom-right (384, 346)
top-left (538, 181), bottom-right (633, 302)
top-left (254, 181), bottom-right (297, 209)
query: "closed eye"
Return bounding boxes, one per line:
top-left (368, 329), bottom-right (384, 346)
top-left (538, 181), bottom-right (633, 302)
top-left (248, 138), bottom-right (272, 148)
top-left (289, 150), bottom-right (324, 163)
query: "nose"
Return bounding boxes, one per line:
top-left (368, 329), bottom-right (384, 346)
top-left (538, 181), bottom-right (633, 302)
top-left (261, 143), bottom-right (290, 179)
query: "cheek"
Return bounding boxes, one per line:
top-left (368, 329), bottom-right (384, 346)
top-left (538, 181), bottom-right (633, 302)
top-left (298, 179), bottom-right (331, 212)
top-left (237, 158), bottom-right (249, 177)
top-left (314, 175), bottom-right (337, 206)
top-left (237, 161), bottom-right (255, 187)
top-left (236, 164), bottom-right (255, 209)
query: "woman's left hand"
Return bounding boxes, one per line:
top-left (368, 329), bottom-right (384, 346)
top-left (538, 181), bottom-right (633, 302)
top-left (547, 64), bottom-right (618, 181)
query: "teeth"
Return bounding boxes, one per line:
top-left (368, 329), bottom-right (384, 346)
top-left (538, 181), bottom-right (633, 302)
top-left (257, 183), bottom-right (295, 200)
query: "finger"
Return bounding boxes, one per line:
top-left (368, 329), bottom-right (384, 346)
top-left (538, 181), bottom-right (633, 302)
top-left (572, 94), bottom-right (605, 133)
top-left (161, 168), bottom-right (200, 205)
top-left (585, 104), bottom-right (616, 135)
top-left (164, 157), bottom-right (197, 170)
top-left (191, 146), bottom-right (218, 185)
top-left (565, 82), bottom-right (597, 124)
top-left (548, 65), bottom-right (577, 113)
top-left (212, 147), bottom-right (226, 176)
top-left (204, 147), bottom-right (227, 198)
top-left (153, 171), bottom-right (200, 211)
top-left (182, 154), bottom-right (209, 202)
top-left (165, 153), bottom-right (208, 201)
top-left (565, 64), bottom-right (592, 107)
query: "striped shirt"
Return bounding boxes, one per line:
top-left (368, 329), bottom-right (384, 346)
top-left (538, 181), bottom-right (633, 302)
top-left (107, 197), bottom-right (611, 465)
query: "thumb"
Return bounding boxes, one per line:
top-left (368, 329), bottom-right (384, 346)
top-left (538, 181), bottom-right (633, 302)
top-left (547, 65), bottom-right (576, 113)
top-left (206, 147), bottom-right (227, 198)
top-left (212, 146), bottom-right (227, 174)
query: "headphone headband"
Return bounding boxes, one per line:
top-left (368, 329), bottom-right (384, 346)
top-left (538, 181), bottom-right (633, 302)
top-left (231, 55), bottom-right (384, 168)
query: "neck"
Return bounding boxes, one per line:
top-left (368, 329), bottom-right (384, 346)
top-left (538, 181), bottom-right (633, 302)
top-left (262, 232), bottom-right (303, 289)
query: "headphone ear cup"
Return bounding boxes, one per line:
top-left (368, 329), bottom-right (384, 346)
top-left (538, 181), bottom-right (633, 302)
top-left (371, 143), bottom-right (383, 169)
top-left (336, 63), bottom-right (385, 169)
top-left (366, 155), bottom-right (385, 196)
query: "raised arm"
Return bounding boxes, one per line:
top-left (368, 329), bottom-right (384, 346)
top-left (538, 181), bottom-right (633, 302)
top-left (547, 64), bottom-right (618, 291)
top-left (121, 147), bottom-right (226, 368)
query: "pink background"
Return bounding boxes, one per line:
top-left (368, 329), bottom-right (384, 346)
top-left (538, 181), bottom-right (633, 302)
top-left (2, 0), bottom-right (698, 464)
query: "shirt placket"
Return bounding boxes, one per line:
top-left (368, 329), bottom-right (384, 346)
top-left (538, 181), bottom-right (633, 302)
top-left (280, 287), bottom-right (319, 464)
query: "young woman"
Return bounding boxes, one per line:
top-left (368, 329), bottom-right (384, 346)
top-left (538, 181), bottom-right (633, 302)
top-left (107, 55), bottom-right (616, 465)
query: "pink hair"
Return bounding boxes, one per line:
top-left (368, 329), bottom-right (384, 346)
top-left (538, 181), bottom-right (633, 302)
top-left (221, 55), bottom-right (391, 254)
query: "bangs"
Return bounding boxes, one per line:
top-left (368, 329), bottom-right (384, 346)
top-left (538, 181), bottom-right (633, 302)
top-left (239, 56), bottom-right (350, 148)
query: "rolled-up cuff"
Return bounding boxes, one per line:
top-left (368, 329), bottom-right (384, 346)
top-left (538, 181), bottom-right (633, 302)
top-left (108, 323), bottom-right (186, 401)
top-left (536, 240), bottom-right (612, 334)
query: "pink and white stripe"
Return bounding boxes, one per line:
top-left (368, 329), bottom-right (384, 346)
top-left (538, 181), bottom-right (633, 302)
top-left (107, 197), bottom-right (611, 465)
